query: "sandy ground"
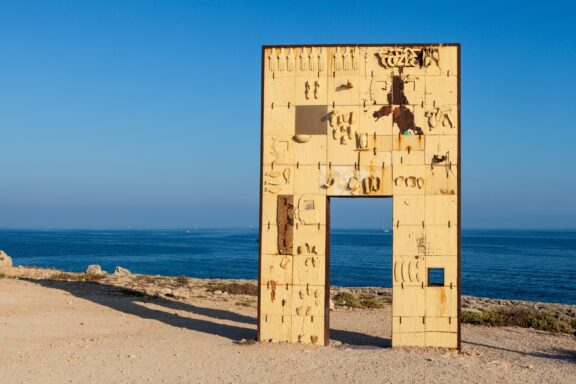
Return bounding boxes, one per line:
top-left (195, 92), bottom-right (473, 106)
top-left (0, 278), bottom-right (574, 384)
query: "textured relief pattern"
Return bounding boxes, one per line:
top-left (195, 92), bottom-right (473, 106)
top-left (261, 45), bottom-right (459, 348)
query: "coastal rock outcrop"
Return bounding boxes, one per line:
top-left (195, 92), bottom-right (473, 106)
top-left (114, 266), bottom-right (131, 276)
top-left (0, 250), bottom-right (13, 270)
top-left (86, 264), bottom-right (106, 276)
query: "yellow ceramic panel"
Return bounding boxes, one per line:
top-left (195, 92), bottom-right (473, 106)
top-left (294, 164), bottom-right (325, 195)
top-left (392, 165), bottom-right (426, 195)
top-left (393, 226), bottom-right (426, 256)
top-left (260, 254), bottom-right (293, 285)
top-left (425, 195), bottom-right (457, 226)
top-left (392, 285), bottom-right (426, 317)
top-left (293, 193), bottom-right (327, 226)
top-left (392, 255), bottom-right (426, 287)
top-left (260, 282), bottom-right (293, 316)
top-left (260, 223), bottom-right (278, 255)
top-left (425, 331), bottom-right (458, 348)
top-left (292, 285), bottom-right (325, 317)
top-left (426, 286), bottom-right (458, 318)
top-left (425, 135), bottom-right (458, 165)
top-left (262, 135), bottom-right (295, 165)
top-left (292, 255), bottom-right (325, 286)
top-left (291, 315), bottom-right (325, 345)
top-left (426, 227), bottom-right (458, 256)
top-left (425, 166), bottom-right (458, 196)
top-left (263, 105), bottom-right (295, 136)
top-left (393, 195), bottom-right (425, 227)
top-left (293, 224), bottom-right (326, 256)
top-left (259, 314), bottom-right (292, 343)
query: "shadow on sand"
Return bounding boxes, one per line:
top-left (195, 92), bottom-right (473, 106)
top-left (33, 279), bottom-right (257, 341)
top-left (31, 279), bottom-right (390, 347)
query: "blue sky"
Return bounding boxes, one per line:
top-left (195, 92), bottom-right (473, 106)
top-left (0, 0), bottom-right (575, 229)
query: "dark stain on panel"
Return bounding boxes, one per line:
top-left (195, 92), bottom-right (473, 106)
top-left (277, 195), bottom-right (294, 255)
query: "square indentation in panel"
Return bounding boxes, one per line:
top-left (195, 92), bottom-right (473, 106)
top-left (295, 105), bottom-right (329, 136)
top-left (427, 268), bottom-right (444, 286)
top-left (426, 255), bottom-right (457, 287)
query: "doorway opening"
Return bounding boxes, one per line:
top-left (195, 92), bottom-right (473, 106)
top-left (328, 198), bottom-right (393, 347)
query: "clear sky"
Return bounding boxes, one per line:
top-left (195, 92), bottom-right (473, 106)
top-left (1, 0), bottom-right (575, 229)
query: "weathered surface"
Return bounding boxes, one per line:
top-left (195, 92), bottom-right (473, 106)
top-left (276, 195), bottom-right (294, 255)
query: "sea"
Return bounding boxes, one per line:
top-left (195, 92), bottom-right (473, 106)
top-left (0, 229), bottom-right (574, 305)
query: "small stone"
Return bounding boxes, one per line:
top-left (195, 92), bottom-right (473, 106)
top-left (159, 288), bottom-right (172, 296)
top-left (86, 264), bottom-right (106, 275)
top-left (0, 250), bottom-right (13, 270)
top-left (214, 290), bottom-right (223, 295)
top-left (171, 288), bottom-right (190, 299)
top-left (113, 266), bottom-right (131, 276)
top-left (329, 299), bottom-right (335, 311)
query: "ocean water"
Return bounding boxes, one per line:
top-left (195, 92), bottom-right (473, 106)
top-left (0, 229), bottom-right (574, 304)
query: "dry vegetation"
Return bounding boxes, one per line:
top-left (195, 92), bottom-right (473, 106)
top-left (3, 266), bottom-right (575, 336)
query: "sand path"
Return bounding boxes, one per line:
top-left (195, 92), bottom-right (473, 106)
top-left (0, 278), bottom-right (574, 383)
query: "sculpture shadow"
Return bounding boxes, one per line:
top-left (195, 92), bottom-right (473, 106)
top-left (32, 279), bottom-right (256, 342)
top-left (330, 328), bottom-right (391, 348)
top-left (463, 340), bottom-right (576, 363)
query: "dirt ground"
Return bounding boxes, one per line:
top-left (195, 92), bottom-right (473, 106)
top-left (0, 278), bottom-right (574, 384)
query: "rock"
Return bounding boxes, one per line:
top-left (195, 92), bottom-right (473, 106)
top-left (86, 264), bottom-right (106, 275)
top-left (329, 299), bottom-right (335, 311)
top-left (158, 288), bottom-right (172, 296)
top-left (213, 290), bottom-right (223, 295)
top-left (113, 266), bottom-right (131, 276)
top-left (0, 250), bottom-right (13, 269)
top-left (170, 287), bottom-right (190, 299)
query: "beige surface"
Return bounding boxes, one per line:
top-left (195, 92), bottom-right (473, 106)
top-left (261, 44), bottom-right (460, 346)
top-left (1, 278), bottom-right (574, 384)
